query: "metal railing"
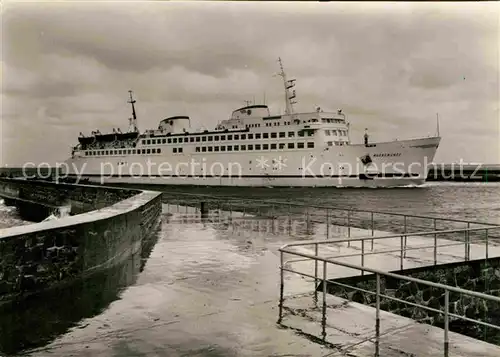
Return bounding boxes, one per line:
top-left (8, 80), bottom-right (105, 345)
top-left (278, 226), bottom-right (500, 356)
top-left (161, 193), bottom-right (500, 249)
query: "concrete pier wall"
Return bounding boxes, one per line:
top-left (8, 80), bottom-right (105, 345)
top-left (321, 257), bottom-right (500, 344)
top-left (0, 178), bottom-right (136, 218)
top-left (0, 179), bottom-right (162, 304)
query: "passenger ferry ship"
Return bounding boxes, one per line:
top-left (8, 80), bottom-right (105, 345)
top-left (63, 58), bottom-right (441, 187)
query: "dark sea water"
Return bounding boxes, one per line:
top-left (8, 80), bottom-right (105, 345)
top-left (139, 182), bottom-right (500, 225)
top-left (1, 182), bottom-right (500, 229)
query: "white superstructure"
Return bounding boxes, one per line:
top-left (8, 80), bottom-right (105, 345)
top-left (64, 59), bottom-right (441, 187)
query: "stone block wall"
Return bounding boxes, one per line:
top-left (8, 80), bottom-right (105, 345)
top-left (321, 258), bottom-right (500, 344)
top-left (0, 178), bottom-right (135, 216)
top-left (0, 180), bottom-right (162, 304)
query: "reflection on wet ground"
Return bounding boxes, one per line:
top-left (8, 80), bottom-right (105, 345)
top-left (6, 206), bottom-right (328, 357)
top-left (0, 223), bottom-right (161, 356)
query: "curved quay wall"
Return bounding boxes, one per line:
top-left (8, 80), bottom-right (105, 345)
top-left (0, 178), bottom-right (162, 304)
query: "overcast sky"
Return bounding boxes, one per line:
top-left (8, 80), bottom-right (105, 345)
top-left (1, 1), bottom-right (499, 166)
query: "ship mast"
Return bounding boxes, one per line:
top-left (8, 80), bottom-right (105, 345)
top-left (277, 57), bottom-right (297, 115)
top-left (128, 90), bottom-right (138, 132)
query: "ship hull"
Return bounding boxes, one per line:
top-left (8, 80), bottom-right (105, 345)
top-left (62, 136), bottom-right (440, 188)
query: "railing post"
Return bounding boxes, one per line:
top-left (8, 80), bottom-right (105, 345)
top-left (288, 204), bottom-right (292, 234)
top-left (467, 222), bottom-right (470, 260)
top-left (464, 228), bottom-right (468, 261)
top-left (326, 208), bottom-right (330, 239)
top-left (278, 250), bottom-right (284, 324)
top-left (200, 202), bottom-right (208, 220)
top-left (371, 211), bottom-right (374, 236)
top-left (434, 218), bottom-right (437, 265)
top-left (322, 261), bottom-right (327, 341)
top-left (375, 273), bottom-right (381, 357)
top-left (404, 215), bottom-right (407, 234)
top-left (271, 204), bottom-right (276, 234)
top-left (444, 289), bottom-right (449, 357)
top-left (400, 236), bottom-right (404, 270)
top-left (229, 202), bottom-right (232, 222)
top-left (347, 210), bottom-right (351, 239)
top-left (361, 239), bottom-right (365, 276)
top-left (306, 208), bottom-right (310, 233)
top-left (314, 243), bottom-right (319, 305)
top-left (485, 229), bottom-right (489, 260)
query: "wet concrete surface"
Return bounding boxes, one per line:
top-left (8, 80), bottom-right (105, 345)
top-left (7, 205), bottom-right (500, 357)
top-left (23, 207), bottom-right (333, 357)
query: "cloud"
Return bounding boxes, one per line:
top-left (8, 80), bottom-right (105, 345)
top-left (1, 1), bottom-right (499, 166)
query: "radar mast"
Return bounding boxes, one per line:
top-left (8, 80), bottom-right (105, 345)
top-left (277, 57), bottom-right (297, 115)
top-left (128, 90), bottom-right (138, 132)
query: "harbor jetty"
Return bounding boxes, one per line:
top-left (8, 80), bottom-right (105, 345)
top-left (1, 182), bottom-right (499, 356)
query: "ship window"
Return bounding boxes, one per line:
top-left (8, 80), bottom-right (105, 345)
top-left (142, 140), bottom-right (146, 145)
top-left (147, 149), bottom-right (151, 154)
top-left (228, 135), bottom-right (233, 140)
top-left (202, 147), bottom-right (206, 152)
top-left (132, 150), bottom-right (136, 154)
top-left (298, 131), bottom-right (304, 137)
top-left (263, 133), bottom-right (269, 139)
top-left (271, 143), bottom-right (277, 150)
top-left (255, 144), bottom-right (261, 150)
top-left (214, 146), bottom-right (219, 152)
top-left (279, 143), bottom-right (285, 149)
top-left (208, 146), bottom-right (213, 152)
top-left (279, 132), bottom-right (286, 138)
top-left (152, 139), bottom-right (156, 144)
top-left (168, 138), bottom-right (172, 143)
top-left (190, 137), bottom-right (194, 142)
top-left (85, 152), bottom-right (88, 156)
top-left (157, 148), bottom-right (161, 153)
top-left (262, 144), bottom-right (268, 150)
top-left (221, 135), bottom-right (226, 140)
top-left (328, 141), bottom-right (333, 146)
top-left (227, 145), bottom-right (232, 151)
top-left (151, 148), bottom-right (156, 154)
top-left (208, 136), bottom-right (213, 141)
top-left (247, 144), bottom-right (253, 150)
top-left (271, 132), bottom-right (277, 138)
top-left (307, 142), bottom-right (315, 148)
top-left (241, 145), bottom-right (246, 150)
top-left (256, 133), bottom-right (261, 139)
top-left (147, 140), bottom-right (151, 145)
top-left (288, 131), bottom-right (295, 137)
top-left (196, 137), bottom-right (201, 142)
top-left (241, 134), bottom-right (246, 140)
top-left (182, 137), bottom-right (187, 143)
top-left (234, 145), bottom-right (239, 151)
top-left (173, 138), bottom-right (178, 143)
top-left (162, 139), bottom-right (166, 144)
top-left (307, 131), bottom-right (313, 136)
top-left (221, 146), bottom-right (226, 151)
top-left (179, 147), bottom-right (183, 153)
top-left (173, 148), bottom-right (177, 153)
top-left (142, 149), bottom-right (146, 154)
top-left (297, 142), bottom-right (305, 149)
top-left (234, 135), bottom-right (239, 140)
top-left (325, 130), bottom-right (331, 136)
top-left (214, 135), bottom-right (219, 141)
top-left (288, 143), bottom-right (294, 149)
top-left (196, 147), bottom-right (200, 152)
top-left (202, 136), bottom-right (207, 142)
